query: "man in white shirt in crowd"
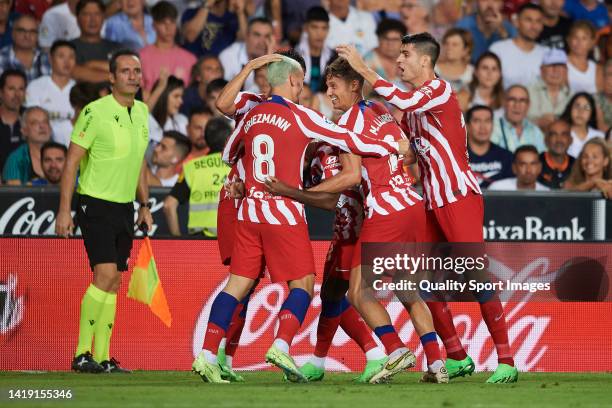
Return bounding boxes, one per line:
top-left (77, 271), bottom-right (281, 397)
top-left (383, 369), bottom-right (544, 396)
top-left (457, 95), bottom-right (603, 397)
top-left (325, 0), bottom-right (377, 55)
top-left (488, 145), bottom-right (550, 191)
top-left (38, 0), bottom-right (80, 49)
top-left (296, 6), bottom-right (333, 93)
top-left (219, 17), bottom-right (274, 92)
top-left (490, 2), bottom-right (545, 88)
top-left (148, 130), bottom-right (191, 187)
top-left (25, 40), bottom-right (76, 147)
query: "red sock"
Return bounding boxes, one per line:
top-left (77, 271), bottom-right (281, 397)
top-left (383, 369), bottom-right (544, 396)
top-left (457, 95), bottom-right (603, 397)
top-left (225, 304), bottom-right (246, 356)
top-left (314, 315), bottom-right (341, 357)
top-left (427, 301), bottom-right (467, 360)
top-left (203, 322), bottom-right (226, 353)
top-left (374, 325), bottom-right (404, 355)
top-left (479, 299), bottom-right (514, 366)
top-left (421, 337), bottom-right (442, 365)
top-left (340, 305), bottom-right (377, 352)
top-left (276, 309), bottom-right (301, 344)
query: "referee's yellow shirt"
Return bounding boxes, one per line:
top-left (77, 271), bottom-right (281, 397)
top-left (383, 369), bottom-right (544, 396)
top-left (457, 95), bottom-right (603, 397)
top-left (70, 94), bottom-right (149, 204)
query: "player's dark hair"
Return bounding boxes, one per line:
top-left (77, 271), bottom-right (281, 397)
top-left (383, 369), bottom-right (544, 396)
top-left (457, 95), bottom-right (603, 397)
top-left (206, 78), bottom-right (228, 96)
top-left (50, 40), bottom-right (76, 56)
top-left (0, 68), bottom-right (27, 89)
top-left (41, 141), bottom-right (67, 161)
top-left (279, 49), bottom-right (307, 73)
top-left (517, 2), bottom-right (544, 16)
top-left (76, 0), bottom-right (105, 16)
top-left (205, 117), bottom-right (232, 153)
top-left (513, 145), bottom-right (539, 163)
top-left (151, 1), bottom-right (178, 22)
top-left (109, 49), bottom-right (140, 74)
top-left (69, 82), bottom-right (99, 109)
top-left (305, 6), bottom-right (329, 23)
top-left (152, 75), bottom-right (184, 128)
top-left (401, 32), bottom-right (440, 67)
top-left (248, 17), bottom-right (273, 31)
top-left (465, 104), bottom-right (493, 123)
top-left (375, 18), bottom-right (407, 38)
top-left (325, 57), bottom-right (364, 88)
top-left (188, 106), bottom-right (213, 122)
top-left (162, 130), bottom-right (191, 160)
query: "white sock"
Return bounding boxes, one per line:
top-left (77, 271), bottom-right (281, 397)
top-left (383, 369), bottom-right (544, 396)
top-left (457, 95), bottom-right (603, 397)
top-left (225, 355), bottom-right (233, 368)
top-left (273, 339), bottom-right (290, 353)
top-left (308, 355), bottom-right (326, 369)
top-left (219, 338), bottom-right (226, 349)
top-left (203, 350), bottom-right (217, 364)
top-left (429, 359), bottom-right (444, 372)
top-left (365, 347), bottom-right (386, 361)
top-left (389, 347), bottom-right (408, 360)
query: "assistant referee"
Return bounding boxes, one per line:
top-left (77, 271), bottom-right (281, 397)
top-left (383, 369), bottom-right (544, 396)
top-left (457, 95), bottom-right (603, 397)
top-left (56, 49), bottom-right (152, 374)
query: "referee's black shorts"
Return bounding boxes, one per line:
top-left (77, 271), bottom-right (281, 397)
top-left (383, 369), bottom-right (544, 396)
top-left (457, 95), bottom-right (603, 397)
top-left (76, 194), bottom-right (134, 272)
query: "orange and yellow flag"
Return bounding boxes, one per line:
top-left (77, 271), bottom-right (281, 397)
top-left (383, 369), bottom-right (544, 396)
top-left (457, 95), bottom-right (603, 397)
top-left (127, 237), bottom-right (172, 327)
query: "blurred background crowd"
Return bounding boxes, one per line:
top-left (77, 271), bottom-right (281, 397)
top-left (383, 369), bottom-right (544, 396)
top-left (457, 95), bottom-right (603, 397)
top-left (0, 0), bottom-right (610, 198)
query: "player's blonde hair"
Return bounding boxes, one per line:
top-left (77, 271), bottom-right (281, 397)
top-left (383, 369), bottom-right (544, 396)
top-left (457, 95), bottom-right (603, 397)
top-left (267, 56), bottom-right (303, 87)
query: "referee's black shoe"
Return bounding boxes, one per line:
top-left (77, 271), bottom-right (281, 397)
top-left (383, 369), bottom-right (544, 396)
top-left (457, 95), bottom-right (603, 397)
top-left (100, 357), bottom-right (132, 373)
top-left (72, 352), bottom-right (104, 373)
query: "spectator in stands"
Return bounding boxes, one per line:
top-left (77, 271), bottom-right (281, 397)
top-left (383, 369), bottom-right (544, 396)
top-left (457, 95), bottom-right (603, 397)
top-left (399, 0), bottom-right (438, 38)
top-left (562, 92), bottom-right (606, 158)
top-left (436, 27), bottom-right (474, 92)
top-left (457, 51), bottom-right (504, 115)
top-left (219, 17), bottom-right (273, 92)
top-left (140, 1), bottom-right (196, 95)
top-left (0, 69), bottom-right (25, 178)
top-left (180, 55), bottom-right (223, 116)
top-left (564, 137), bottom-right (612, 197)
top-left (2, 106), bottom-right (51, 185)
top-left (490, 3), bottom-right (545, 89)
top-left (147, 75), bottom-right (188, 148)
top-left (205, 77), bottom-right (228, 117)
top-left (147, 130), bottom-right (191, 187)
top-left (183, 106), bottom-right (213, 164)
top-left (596, 1), bottom-right (612, 63)
top-left (181, 0), bottom-right (246, 58)
top-left (488, 144), bottom-right (550, 190)
top-left (38, 0), bottom-right (80, 49)
top-left (596, 59), bottom-right (612, 131)
top-left (564, 0), bottom-right (610, 29)
top-left (363, 18), bottom-right (406, 91)
top-left (491, 84), bottom-right (546, 152)
top-left (103, 0), bottom-right (155, 51)
top-left (538, 0), bottom-right (571, 49)
top-left (456, 0), bottom-right (517, 64)
top-left (567, 20), bottom-right (602, 95)
top-left (527, 48), bottom-right (572, 130)
top-left (467, 104), bottom-right (514, 188)
top-left (25, 40), bottom-right (76, 147)
top-left (71, 0), bottom-right (121, 83)
top-left (325, 0), bottom-right (378, 55)
top-left (31, 141), bottom-right (66, 185)
top-left (69, 81), bottom-right (98, 123)
top-left (0, 0), bottom-right (18, 49)
top-left (296, 6), bottom-right (333, 95)
top-left (0, 15), bottom-right (50, 82)
top-left (538, 118), bottom-right (575, 189)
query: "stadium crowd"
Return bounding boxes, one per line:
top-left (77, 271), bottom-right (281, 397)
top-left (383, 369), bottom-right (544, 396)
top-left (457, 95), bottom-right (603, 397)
top-left (0, 0), bottom-right (611, 197)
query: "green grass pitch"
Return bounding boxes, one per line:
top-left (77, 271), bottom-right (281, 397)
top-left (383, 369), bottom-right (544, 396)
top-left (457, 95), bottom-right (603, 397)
top-left (1, 371), bottom-right (611, 408)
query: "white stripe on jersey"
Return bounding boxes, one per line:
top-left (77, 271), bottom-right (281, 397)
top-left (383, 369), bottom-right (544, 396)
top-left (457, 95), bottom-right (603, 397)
top-left (417, 141), bottom-right (445, 208)
top-left (381, 191), bottom-right (406, 211)
top-left (246, 198), bottom-right (260, 222)
top-left (397, 186), bottom-right (417, 206)
top-left (352, 109), bottom-right (365, 134)
top-left (292, 201), bottom-right (305, 219)
top-left (222, 116), bottom-right (246, 164)
top-left (427, 142), bottom-right (459, 204)
top-left (276, 201), bottom-right (297, 225)
top-left (261, 200), bottom-right (281, 224)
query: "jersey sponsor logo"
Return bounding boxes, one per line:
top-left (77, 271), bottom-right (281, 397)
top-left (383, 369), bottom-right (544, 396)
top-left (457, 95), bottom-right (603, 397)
top-left (114, 114), bottom-right (119, 123)
top-left (84, 107), bottom-right (91, 116)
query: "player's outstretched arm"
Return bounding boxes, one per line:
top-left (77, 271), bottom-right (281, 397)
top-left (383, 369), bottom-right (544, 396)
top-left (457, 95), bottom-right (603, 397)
top-left (264, 177), bottom-right (340, 211)
top-left (216, 54), bottom-right (283, 116)
top-left (309, 153), bottom-right (361, 193)
top-left (56, 143), bottom-right (87, 237)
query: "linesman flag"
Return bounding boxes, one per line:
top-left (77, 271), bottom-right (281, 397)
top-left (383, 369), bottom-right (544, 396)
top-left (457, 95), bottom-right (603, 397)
top-left (127, 236), bottom-right (172, 327)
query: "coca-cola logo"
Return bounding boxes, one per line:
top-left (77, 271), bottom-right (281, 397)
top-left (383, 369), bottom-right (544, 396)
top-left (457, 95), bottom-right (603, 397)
top-left (0, 274), bottom-right (25, 344)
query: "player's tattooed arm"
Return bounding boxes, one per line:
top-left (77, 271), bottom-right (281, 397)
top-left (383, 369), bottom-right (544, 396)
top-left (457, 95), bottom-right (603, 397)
top-left (216, 53), bottom-right (283, 116)
top-left (264, 177), bottom-right (340, 211)
top-left (309, 153), bottom-right (361, 193)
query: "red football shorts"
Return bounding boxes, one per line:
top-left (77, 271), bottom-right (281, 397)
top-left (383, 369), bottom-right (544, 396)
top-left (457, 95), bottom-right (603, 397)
top-left (217, 198), bottom-right (238, 266)
top-left (323, 238), bottom-right (357, 281)
top-left (351, 201), bottom-right (426, 269)
top-left (231, 220), bottom-right (315, 283)
top-left (424, 192), bottom-right (484, 243)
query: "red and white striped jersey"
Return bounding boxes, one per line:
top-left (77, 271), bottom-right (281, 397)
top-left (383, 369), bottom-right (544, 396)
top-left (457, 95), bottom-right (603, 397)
top-left (338, 100), bottom-right (423, 218)
top-left (220, 158), bottom-right (245, 209)
top-left (233, 92), bottom-right (265, 123)
top-left (373, 77), bottom-right (482, 210)
top-left (223, 95), bottom-right (399, 226)
top-left (310, 142), bottom-right (364, 243)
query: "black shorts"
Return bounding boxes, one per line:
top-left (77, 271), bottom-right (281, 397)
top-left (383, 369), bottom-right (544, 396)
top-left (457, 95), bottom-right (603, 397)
top-left (76, 194), bottom-right (135, 272)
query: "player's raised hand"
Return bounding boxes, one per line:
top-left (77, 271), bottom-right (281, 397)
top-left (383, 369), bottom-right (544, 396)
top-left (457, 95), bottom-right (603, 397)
top-left (247, 54), bottom-right (283, 71)
top-left (336, 44), bottom-right (368, 73)
top-left (264, 176), bottom-right (291, 196)
top-left (55, 210), bottom-right (74, 238)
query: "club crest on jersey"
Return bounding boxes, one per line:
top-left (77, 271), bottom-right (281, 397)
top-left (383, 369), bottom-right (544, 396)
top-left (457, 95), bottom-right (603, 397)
top-left (412, 136), bottom-right (430, 155)
top-left (420, 86), bottom-right (433, 98)
top-left (326, 156), bottom-right (338, 165)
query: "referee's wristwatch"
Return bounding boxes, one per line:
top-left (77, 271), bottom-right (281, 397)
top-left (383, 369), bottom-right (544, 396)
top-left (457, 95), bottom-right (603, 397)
top-left (139, 201), bottom-right (152, 209)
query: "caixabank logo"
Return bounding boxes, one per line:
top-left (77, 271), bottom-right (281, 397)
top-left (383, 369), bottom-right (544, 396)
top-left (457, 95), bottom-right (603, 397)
top-left (0, 274), bottom-right (25, 344)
